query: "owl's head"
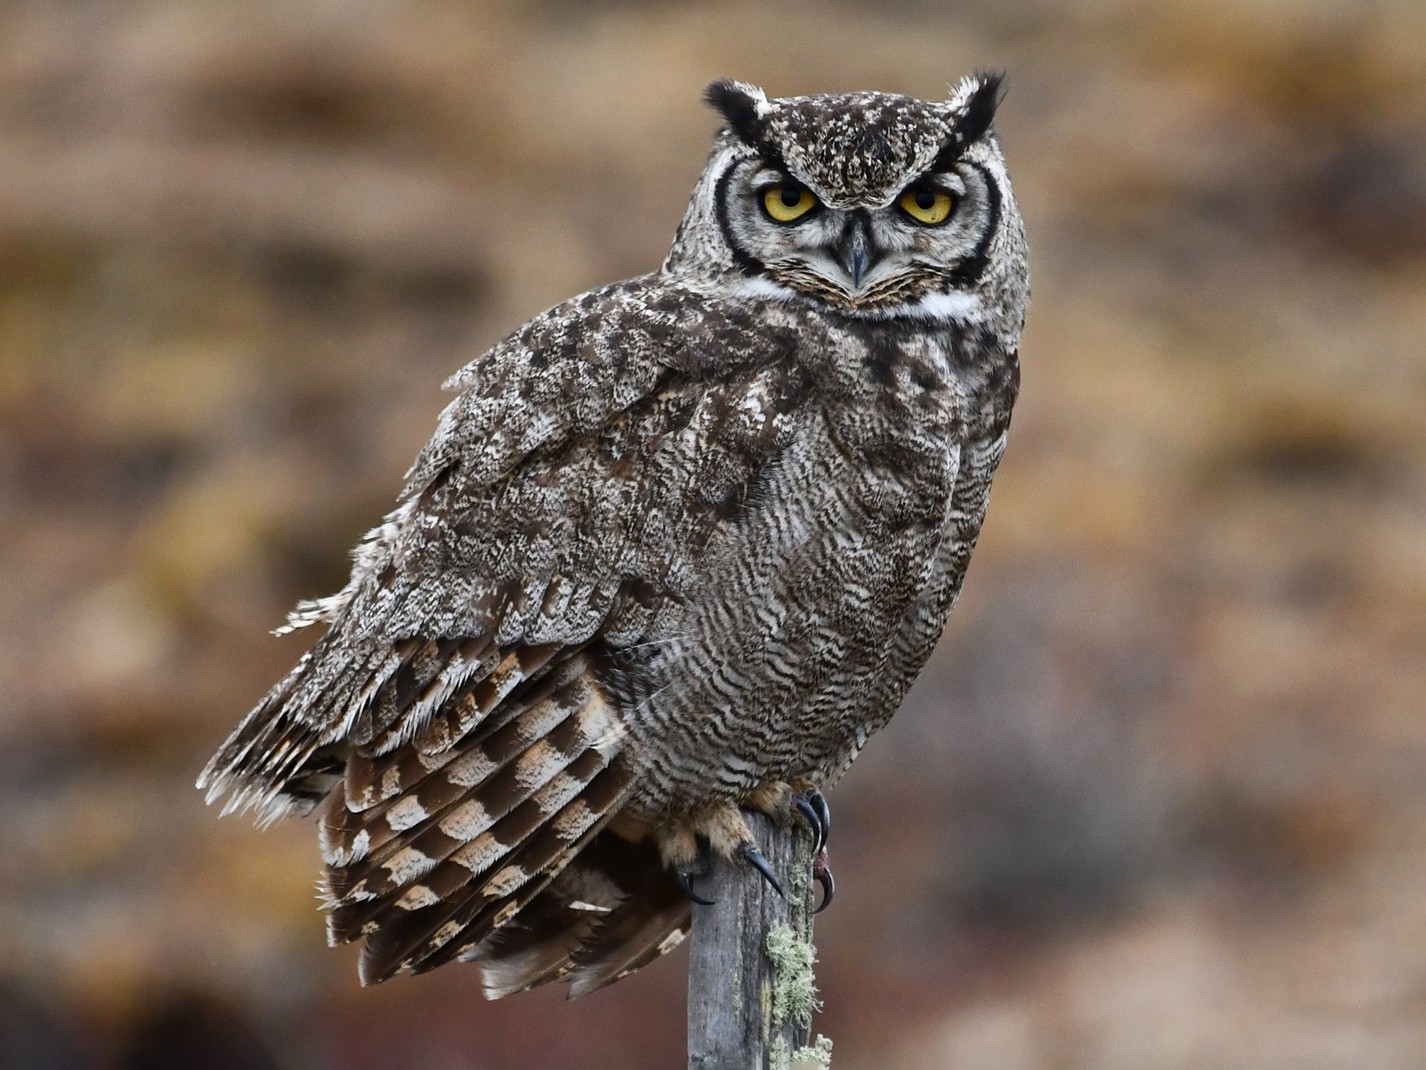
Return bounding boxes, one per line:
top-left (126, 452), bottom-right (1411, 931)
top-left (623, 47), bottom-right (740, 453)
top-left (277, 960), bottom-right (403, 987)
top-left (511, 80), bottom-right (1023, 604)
top-left (665, 74), bottom-right (1027, 328)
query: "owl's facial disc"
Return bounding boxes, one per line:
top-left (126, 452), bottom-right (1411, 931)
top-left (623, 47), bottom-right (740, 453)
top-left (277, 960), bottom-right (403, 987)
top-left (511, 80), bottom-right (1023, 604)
top-left (722, 158), bottom-right (991, 317)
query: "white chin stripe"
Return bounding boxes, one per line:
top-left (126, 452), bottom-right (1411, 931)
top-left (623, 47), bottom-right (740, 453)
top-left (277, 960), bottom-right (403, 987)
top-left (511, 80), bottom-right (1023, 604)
top-left (893, 290), bottom-right (984, 322)
top-left (732, 275), bottom-right (984, 323)
top-left (730, 276), bottom-right (800, 302)
top-left (847, 288), bottom-right (987, 323)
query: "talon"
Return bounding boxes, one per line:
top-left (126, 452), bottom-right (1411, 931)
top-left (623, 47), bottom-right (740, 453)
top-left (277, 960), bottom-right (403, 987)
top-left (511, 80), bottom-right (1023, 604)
top-left (813, 852), bottom-right (835, 914)
top-left (792, 795), bottom-right (823, 851)
top-left (676, 869), bottom-right (715, 906)
top-left (740, 844), bottom-right (785, 898)
top-left (809, 792), bottom-right (831, 851)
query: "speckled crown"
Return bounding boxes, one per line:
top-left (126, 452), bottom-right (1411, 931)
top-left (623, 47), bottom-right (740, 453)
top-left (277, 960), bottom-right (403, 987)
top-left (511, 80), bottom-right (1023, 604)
top-left (703, 74), bottom-right (1004, 208)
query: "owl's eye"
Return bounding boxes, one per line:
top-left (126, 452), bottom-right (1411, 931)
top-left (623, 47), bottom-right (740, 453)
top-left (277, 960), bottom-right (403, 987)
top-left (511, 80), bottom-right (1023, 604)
top-left (898, 188), bottom-right (955, 226)
top-left (761, 186), bottom-right (818, 223)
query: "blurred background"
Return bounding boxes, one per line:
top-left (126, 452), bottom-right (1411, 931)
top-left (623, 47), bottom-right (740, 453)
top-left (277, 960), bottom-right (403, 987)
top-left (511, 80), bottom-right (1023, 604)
top-left (2, 0), bottom-right (1424, 1067)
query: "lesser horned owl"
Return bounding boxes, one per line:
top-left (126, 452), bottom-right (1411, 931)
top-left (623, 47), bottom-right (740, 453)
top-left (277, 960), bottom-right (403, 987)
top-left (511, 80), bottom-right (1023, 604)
top-left (200, 74), bottom-right (1028, 998)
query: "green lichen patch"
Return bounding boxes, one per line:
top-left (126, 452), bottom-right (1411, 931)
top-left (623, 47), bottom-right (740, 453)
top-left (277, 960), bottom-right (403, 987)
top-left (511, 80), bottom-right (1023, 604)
top-left (765, 923), bottom-right (822, 1029)
top-left (770, 1034), bottom-right (833, 1069)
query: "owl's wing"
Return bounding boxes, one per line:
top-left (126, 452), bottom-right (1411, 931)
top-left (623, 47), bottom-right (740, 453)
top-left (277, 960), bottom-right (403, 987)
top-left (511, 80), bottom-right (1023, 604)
top-left (198, 277), bottom-right (807, 990)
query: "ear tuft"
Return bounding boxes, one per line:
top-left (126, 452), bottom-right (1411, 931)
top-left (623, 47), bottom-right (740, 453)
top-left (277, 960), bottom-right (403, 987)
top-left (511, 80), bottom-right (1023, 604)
top-left (703, 79), bottom-right (770, 146)
top-left (930, 70), bottom-right (1007, 171)
top-left (952, 69), bottom-right (1006, 146)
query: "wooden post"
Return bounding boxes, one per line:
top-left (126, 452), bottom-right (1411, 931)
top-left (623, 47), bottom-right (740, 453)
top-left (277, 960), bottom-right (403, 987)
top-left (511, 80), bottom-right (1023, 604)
top-left (686, 811), bottom-right (821, 1070)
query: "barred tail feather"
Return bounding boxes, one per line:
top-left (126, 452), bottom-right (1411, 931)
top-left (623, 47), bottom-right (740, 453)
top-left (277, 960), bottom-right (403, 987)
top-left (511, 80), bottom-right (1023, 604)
top-left (202, 616), bottom-right (688, 995)
top-left (321, 667), bottom-right (619, 912)
top-left (472, 829), bottom-right (691, 999)
top-left (352, 756), bottom-right (637, 984)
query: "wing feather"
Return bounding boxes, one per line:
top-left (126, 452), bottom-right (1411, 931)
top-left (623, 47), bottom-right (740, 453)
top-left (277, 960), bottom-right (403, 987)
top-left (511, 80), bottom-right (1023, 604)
top-left (199, 276), bottom-right (814, 993)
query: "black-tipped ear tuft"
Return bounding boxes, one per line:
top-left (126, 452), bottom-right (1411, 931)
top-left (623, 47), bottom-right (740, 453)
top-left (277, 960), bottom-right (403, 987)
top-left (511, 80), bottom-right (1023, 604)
top-left (930, 70), bottom-right (1007, 172)
top-left (703, 79), bottom-right (769, 147)
top-left (956, 69), bottom-right (1006, 146)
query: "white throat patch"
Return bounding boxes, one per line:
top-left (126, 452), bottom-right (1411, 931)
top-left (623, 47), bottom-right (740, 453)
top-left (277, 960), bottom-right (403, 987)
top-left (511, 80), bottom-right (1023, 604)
top-left (730, 275), bottom-right (986, 324)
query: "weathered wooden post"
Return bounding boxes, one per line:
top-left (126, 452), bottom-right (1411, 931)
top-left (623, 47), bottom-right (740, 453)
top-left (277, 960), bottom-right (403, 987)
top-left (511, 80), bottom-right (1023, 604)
top-left (686, 812), bottom-right (831, 1069)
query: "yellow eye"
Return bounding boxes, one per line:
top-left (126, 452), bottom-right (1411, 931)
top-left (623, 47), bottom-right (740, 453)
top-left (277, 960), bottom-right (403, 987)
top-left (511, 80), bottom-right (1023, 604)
top-left (898, 188), bottom-right (955, 225)
top-left (762, 186), bottom-right (818, 223)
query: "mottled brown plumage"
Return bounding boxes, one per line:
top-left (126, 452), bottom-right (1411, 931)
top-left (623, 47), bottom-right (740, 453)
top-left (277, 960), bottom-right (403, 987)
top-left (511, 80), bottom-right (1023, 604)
top-left (199, 73), bottom-right (1028, 997)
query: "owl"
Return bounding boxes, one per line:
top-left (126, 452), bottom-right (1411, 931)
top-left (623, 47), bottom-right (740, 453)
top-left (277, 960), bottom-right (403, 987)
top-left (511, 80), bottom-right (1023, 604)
top-left (199, 73), bottom-right (1027, 998)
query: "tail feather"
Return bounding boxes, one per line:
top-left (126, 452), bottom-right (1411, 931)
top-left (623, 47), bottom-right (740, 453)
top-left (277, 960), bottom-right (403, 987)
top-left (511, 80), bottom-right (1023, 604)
top-left (354, 757), bottom-right (636, 983)
top-left (328, 739), bottom-right (616, 942)
top-left (469, 898), bottom-right (599, 999)
top-left (567, 895), bottom-right (690, 998)
top-left (564, 831), bottom-right (691, 997)
top-left (470, 828), bottom-right (690, 999)
top-left (202, 604), bottom-right (694, 996)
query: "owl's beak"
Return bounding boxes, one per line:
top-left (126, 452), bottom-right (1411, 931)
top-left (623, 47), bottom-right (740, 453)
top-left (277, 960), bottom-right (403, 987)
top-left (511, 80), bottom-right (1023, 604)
top-left (836, 215), bottom-right (876, 290)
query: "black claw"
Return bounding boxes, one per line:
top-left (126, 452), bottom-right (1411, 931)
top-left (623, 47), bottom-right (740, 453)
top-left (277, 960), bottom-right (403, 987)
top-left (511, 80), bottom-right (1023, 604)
top-left (814, 862), bottom-right (835, 914)
top-left (676, 869), bottom-right (715, 906)
top-left (791, 791), bottom-right (830, 853)
top-left (740, 845), bottom-right (785, 898)
top-left (792, 795), bottom-right (823, 851)
top-left (809, 792), bottom-right (831, 850)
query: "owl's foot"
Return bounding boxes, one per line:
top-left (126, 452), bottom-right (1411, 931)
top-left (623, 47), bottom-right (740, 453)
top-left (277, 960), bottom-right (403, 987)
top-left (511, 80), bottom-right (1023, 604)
top-left (663, 794), bottom-right (834, 907)
top-left (745, 781), bottom-right (829, 842)
top-left (661, 803), bottom-right (791, 904)
top-left (742, 781), bottom-right (836, 912)
top-left (663, 805), bottom-right (759, 904)
top-left (777, 789), bottom-right (835, 913)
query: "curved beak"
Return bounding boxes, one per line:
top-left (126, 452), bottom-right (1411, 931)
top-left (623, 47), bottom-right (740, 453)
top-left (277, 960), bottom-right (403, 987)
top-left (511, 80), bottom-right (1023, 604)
top-left (836, 214), bottom-right (876, 290)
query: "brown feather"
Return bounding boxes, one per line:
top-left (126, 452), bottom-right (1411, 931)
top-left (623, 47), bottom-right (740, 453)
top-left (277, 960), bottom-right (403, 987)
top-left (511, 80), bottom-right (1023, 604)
top-left (356, 758), bottom-right (636, 983)
top-left (325, 683), bottom-right (626, 939)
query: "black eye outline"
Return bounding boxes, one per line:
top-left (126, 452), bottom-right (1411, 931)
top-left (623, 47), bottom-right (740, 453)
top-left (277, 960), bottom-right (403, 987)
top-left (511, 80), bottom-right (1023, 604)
top-left (758, 183), bottom-right (820, 224)
top-left (897, 185), bottom-right (957, 226)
